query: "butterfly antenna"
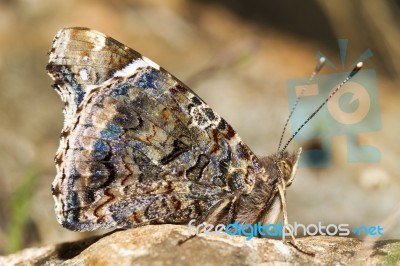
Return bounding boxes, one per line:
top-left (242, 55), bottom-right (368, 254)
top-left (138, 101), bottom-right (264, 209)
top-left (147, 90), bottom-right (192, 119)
top-left (277, 57), bottom-right (326, 152)
top-left (280, 62), bottom-right (364, 153)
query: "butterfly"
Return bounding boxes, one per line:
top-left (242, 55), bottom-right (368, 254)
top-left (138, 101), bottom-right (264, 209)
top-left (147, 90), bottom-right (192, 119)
top-left (47, 27), bottom-right (309, 232)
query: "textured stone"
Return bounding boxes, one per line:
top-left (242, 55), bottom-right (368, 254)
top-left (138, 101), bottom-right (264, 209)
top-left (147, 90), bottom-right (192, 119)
top-left (1, 225), bottom-right (399, 265)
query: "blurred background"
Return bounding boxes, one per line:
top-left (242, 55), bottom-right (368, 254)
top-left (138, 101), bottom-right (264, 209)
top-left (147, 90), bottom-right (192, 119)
top-left (0, 0), bottom-right (399, 255)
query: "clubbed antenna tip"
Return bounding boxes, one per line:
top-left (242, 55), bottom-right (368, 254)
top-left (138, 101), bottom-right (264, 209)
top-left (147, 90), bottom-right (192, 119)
top-left (349, 62), bottom-right (363, 78)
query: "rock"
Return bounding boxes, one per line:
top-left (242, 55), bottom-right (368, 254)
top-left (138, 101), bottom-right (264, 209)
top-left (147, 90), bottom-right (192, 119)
top-left (1, 225), bottom-right (399, 265)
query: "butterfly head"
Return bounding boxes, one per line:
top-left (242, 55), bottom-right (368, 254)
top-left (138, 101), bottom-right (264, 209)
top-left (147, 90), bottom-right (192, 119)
top-left (261, 147), bottom-right (302, 187)
top-left (276, 147), bottom-right (302, 187)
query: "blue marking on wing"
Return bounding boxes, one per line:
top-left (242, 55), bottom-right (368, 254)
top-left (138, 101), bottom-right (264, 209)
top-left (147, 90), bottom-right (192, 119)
top-left (93, 139), bottom-right (110, 159)
top-left (134, 69), bottom-right (161, 90)
top-left (100, 123), bottom-right (121, 139)
top-left (111, 83), bottom-right (131, 96)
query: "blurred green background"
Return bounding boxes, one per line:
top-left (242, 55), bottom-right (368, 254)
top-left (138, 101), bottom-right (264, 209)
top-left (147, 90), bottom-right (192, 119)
top-left (0, 0), bottom-right (399, 255)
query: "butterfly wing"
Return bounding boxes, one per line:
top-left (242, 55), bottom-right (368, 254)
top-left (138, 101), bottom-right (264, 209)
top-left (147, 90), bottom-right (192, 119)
top-left (48, 28), bottom-right (267, 231)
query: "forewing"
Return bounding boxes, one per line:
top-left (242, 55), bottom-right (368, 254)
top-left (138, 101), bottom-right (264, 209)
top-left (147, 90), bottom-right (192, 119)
top-left (47, 27), bottom-right (142, 128)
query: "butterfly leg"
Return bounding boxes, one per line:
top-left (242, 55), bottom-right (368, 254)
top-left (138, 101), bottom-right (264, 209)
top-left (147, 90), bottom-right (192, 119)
top-left (277, 182), bottom-right (314, 256)
top-left (179, 193), bottom-right (237, 245)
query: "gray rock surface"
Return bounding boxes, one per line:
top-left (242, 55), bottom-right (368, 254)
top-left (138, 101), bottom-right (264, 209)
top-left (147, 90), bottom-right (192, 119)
top-left (1, 225), bottom-right (399, 265)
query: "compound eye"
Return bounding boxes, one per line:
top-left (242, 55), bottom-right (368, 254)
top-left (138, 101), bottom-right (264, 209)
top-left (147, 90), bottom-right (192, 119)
top-left (278, 160), bottom-right (293, 181)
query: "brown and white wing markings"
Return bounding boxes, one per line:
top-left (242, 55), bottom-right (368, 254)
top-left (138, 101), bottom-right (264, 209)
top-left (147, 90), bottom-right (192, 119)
top-left (48, 27), bottom-right (270, 231)
top-left (48, 27), bottom-right (143, 128)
